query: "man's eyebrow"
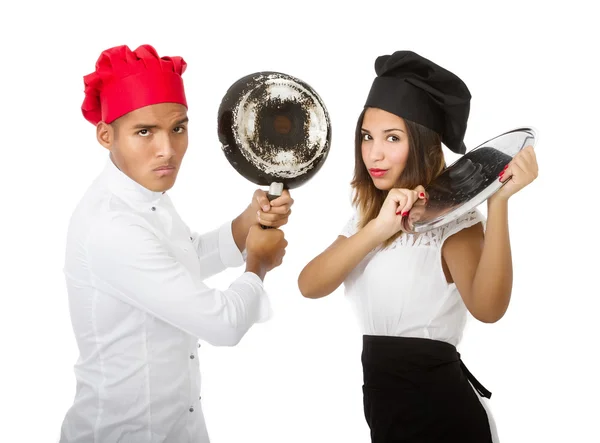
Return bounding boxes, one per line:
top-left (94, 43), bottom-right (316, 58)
top-left (131, 123), bottom-right (158, 130)
top-left (130, 117), bottom-right (189, 130)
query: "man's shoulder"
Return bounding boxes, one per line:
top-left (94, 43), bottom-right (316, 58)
top-left (67, 187), bottom-right (149, 244)
top-left (66, 206), bottom-right (154, 269)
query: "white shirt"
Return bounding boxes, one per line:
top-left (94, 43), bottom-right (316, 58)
top-left (59, 157), bottom-right (271, 443)
top-left (340, 209), bottom-right (486, 347)
top-left (340, 209), bottom-right (500, 442)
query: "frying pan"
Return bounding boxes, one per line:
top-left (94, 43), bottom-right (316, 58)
top-left (402, 127), bottom-right (538, 233)
top-left (217, 71), bottom-right (332, 227)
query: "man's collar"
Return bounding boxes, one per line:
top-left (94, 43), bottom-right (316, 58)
top-left (103, 156), bottom-right (165, 209)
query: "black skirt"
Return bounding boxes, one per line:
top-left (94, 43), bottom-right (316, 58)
top-left (362, 335), bottom-right (493, 443)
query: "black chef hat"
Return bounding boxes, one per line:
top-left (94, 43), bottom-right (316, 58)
top-left (365, 50), bottom-right (471, 154)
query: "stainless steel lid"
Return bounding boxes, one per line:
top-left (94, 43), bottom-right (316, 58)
top-left (403, 127), bottom-right (537, 233)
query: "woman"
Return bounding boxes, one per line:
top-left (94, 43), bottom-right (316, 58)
top-left (298, 51), bottom-right (538, 442)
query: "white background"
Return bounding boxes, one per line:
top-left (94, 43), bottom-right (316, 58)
top-left (1, 1), bottom-right (598, 442)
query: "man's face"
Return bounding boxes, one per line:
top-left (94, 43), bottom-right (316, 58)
top-left (97, 103), bottom-right (189, 192)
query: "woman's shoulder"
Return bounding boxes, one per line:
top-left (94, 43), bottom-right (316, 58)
top-left (438, 208), bottom-right (487, 243)
top-left (339, 208), bottom-right (360, 238)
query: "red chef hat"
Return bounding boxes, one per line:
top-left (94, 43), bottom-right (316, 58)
top-left (81, 44), bottom-right (188, 125)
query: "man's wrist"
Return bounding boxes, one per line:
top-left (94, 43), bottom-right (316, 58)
top-left (240, 204), bottom-right (258, 229)
top-left (245, 255), bottom-right (266, 281)
top-left (232, 205), bottom-right (258, 252)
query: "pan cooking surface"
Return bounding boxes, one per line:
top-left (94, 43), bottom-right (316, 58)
top-left (224, 72), bottom-right (330, 179)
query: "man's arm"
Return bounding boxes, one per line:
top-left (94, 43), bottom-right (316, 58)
top-left (231, 205), bottom-right (258, 255)
top-left (190, 217), bottom-right (250, 280)
top-left (190, 189), bottom-right (293, 279)
top-left (87, 212), bottom-right (271, 346)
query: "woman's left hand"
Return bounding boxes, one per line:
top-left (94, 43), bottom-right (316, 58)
top-left (492, 145), bottom-right (538, 202)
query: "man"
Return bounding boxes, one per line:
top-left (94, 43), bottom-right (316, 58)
top-left (59, 44), bottom-right (292, 442)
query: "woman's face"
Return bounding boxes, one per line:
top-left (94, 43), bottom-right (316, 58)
top-left (361, 107), bottom-right (410, 190)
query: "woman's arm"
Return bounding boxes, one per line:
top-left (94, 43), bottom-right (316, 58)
top-left (442, 198), bottom-right (512, 323)
top-left (443, 145), bottom-right (538, 323)
top-left (298, 220), bottom-right (384, 299)
top-left (299, 187), bottom-right (427, 299)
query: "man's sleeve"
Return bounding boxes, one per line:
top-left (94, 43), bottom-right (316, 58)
top-left (86, 213), bottom-right (272, 346)
top-left (189, 220), bottom-right (246, 279)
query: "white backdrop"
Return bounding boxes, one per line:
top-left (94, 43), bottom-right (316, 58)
top-left (1, 1), bottom-right (598, 442)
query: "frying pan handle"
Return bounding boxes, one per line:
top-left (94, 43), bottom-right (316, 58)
top-left (261, 182), bottom-right (284, 230)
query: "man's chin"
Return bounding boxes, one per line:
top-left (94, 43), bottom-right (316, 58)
top-left (147, 178), bottom-right (176, 193)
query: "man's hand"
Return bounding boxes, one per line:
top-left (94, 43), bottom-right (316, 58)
top-left (245, 225), bottom-right (288, 280)
top-left (232, 188), bottom-right (294, 253)
top-left (252, 188), bottom-right (294, 228)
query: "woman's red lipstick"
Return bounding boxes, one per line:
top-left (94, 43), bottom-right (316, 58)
top-left (369, 168), bottom-right (388, 178)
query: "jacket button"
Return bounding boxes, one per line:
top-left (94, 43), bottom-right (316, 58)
top-left (189, 407), bottom-right (194, 412)
top-left (151, 207), bottom-right (156, 211)
top-left (190, 354), bottom-right (195, 359)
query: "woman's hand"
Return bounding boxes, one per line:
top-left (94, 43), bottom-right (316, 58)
top-left (371, 186), bottom-right (428, 242)
top-left (492, 146), bottom-right (538, 202)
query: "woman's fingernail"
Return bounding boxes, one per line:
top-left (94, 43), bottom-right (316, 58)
top-left (499, 171), bottom-right (505, 178)
top-left (263, 205), bottom-right (270, 211)
top-left (504, 164), bottom-right (509, 170)
top-left (402, 211), bottom-right (409, 217)
top-left (419, 192), bottom-right (425, 198)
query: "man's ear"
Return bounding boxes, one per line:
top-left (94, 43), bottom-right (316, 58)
top-left (96, 122), bottom-right (114, 150)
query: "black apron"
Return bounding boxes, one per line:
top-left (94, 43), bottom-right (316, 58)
top-left (362, 335), bottom-right (493, 443)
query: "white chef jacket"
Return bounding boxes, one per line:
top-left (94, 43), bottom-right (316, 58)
top-left (59, 157), bottom-right (271, 443)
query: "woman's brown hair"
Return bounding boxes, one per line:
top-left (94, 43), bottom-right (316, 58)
top-left (350, 108), bottom-right (446, 247)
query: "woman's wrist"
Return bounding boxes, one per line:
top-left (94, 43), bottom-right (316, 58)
top-left (488, 193), bottom-right (509, 211)
top-left (364, 219), bottom-right (388, 246)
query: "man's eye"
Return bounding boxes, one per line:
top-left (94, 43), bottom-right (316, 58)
top-left (173, 127), bottom-right (186, 134)
top-left (138, 129), bottom-right (150, 136)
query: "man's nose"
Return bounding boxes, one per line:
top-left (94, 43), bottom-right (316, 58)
top-left (155, 134), bottom-right (176, 158)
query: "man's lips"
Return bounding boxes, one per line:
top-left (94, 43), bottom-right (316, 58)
top-left (153, 165), bottom-right (175, 171)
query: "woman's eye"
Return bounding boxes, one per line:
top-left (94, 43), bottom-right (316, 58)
top-left (362, 133), bottom-right (372, 141)
top-left (387, 135), bottom-right (400, 142)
